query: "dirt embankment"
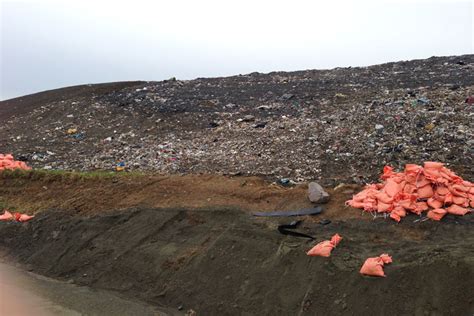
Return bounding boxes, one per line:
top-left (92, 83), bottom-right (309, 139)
top-left (0, 173), bottom-right (473, 315)
top-left (0, 172), bottom-right (357, 220)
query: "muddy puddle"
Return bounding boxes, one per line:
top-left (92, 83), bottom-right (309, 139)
top-left (0, 260), bottom-right (175, 315)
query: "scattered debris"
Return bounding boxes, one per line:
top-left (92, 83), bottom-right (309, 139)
top-left (277, 220), bottom-right (314, 239)
top-left (0, 56), bottom-right (473, 182)
top-left (116, 161), bottom-right (126, 172)
top-left (277, 178), bottom-right (293, 187)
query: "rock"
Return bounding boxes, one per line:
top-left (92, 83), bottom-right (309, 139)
top-left (257, 105), bottom-right (272, 110)
top-left (242, 115), bottom-right (255, 122)
top-left (253, 122), bottom-right (267, 128)
top-left (308, 182), bottom-right (330, 203)
top-left (375, 124), bottom-right (384, 131)
top-left (279, 93), bottom-right (294, 100)
top-left (185, 309), bottom-right (197, 316)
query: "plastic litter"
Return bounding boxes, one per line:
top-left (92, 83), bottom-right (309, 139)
top-left (360, 253), bottom-right (393, 277)
top-left (307, 233), bottom-right (342, 257)
top-left (277, 220), bottom-right (314, 239)
top-left (346, 162), bottom-right (474, 222)
top-left (0, 154), bottom-right (31, 171)
top-left (116, 161), bottom-right (126, 172)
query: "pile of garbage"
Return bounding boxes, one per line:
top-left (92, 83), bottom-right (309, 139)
top-left (346, 162), bottom-right (473, 222)
top-left (0, 154), bottom-right (31, 171)
top-left (0, 56), bottom-right (472, 182)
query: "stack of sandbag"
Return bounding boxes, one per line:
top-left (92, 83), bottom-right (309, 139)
top-left (346, 162), bottom-right (473, 222)
top-left (0, 154), bottom-right (31, 171)
top-left (0, 210), bottom-right (34, 222)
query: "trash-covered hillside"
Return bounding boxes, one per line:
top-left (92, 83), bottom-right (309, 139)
top-left (1, 55), bottom-right (473, 184)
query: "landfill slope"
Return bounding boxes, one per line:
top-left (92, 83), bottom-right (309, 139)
top-left (1, 55), bottom-right (474, 315)
top-left (0, 55), bottom-right (473, 183)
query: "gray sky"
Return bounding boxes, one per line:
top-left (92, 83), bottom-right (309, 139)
top-left (1, 0), bottom-right (473, 100)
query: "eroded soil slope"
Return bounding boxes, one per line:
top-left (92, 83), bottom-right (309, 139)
top-left (0, 207), bottom-right (473, 315)
top-left (0, 173), bottom-right (473, 315)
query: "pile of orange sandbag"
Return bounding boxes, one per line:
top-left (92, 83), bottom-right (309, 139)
top-left (0, 210), bottom-right (35, 222)
top-left (346, 162), bottom-right (473, 222)
top-left (0, 154), bottom-right (31, 171)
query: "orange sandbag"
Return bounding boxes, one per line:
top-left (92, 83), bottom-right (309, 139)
top-left (389, 212), bottom-right (401, 222)
top-left (360, 253), bottom-right (393, 277)
top-left (307, 234), bottom-right (343, 257)
top-left (427, 208), bottom-right (447, 221)
top-left (347, 162), bottom-right (473, 222)
top-left (384, 178), bottom-right (402, 197)
top-left (427, 197), bottom-right (443, 209)
top-left (446, 205), bottom-right (469, 216)
top-left (0, 154), bottom-right (31, 171)
top-left (390, 206), bottom-right (407, 222)
top-left (13, 212), bottom-right (35, 222)
top-left (330, 233), bottom-right (342, 246)
top-left (0, 210), bottom-right (13, 221)
top-left (452, 196), bottom-right (468, 207)
top-left (417, 184), bottom-right (433, 199)
top-left (307, 241), bottom-right (334, 257)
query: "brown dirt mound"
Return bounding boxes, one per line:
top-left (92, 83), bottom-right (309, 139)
top-left (0, 173), bottom-right (473, 314)
top-left (0, 172), bottom-right (359, 220)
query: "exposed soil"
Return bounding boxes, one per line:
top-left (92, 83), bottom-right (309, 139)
top-left (0, 172), bottom-right (357, 220)
top-left (0, 173), bottom-right (473, 315)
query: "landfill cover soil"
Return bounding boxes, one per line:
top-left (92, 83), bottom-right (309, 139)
top-left (0, 174), bottom-right (473, 315)
top-left (0, 55), bottom-right (473, 315)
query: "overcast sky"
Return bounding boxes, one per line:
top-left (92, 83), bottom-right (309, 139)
top-left (0, 0), bottom-right (472, 100)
